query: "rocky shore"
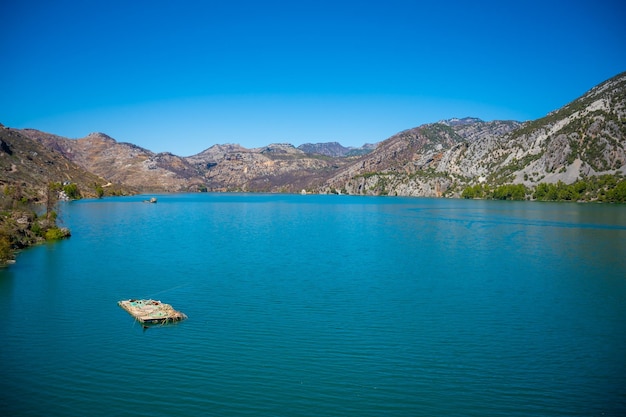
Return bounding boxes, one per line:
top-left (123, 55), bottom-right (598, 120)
top-left (0, 208), bottom-right (70, 265)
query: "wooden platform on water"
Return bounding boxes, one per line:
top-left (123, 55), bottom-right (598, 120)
top-left (118, 299), bottom-right (187, 324)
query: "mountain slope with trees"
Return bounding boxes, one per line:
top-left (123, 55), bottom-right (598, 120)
top-left (320, 72), bottom-right (626, 199)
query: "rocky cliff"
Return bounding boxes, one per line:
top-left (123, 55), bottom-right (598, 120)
top-left (320, 72), bottom-right (626, 197)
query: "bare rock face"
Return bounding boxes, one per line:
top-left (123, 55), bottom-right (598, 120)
top-left (320, 119), bottom-right (522, 196)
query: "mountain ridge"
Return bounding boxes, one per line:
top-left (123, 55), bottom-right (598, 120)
top-left (0, 126), bottom-right (131, 200)
top-left (6, 71), bottom-right (626, 198)
top-left (320, 72), bottom-right (626, 197)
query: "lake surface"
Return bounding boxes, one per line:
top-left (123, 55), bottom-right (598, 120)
top-left (1, 193), bottom-right (625, 416)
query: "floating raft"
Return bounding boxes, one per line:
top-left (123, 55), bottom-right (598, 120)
top-left (118, 299), bottom-right (187, 324)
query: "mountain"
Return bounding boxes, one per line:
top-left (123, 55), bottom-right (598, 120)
top-left (6, 71), bottom-right (625, 198)
top-left (297, 142), bottom-right (376, 157)
top-left (185, 142), bottom-right (351, 193)
top-left (319, 119), bottom-right (523, 196)
top-left (0, 124), bottom-right (126, 201)
top-left (439, 117), bottom-right (484, 126)
top-left (320, 72), bottom-right (626, 197)
top-left (18, 133), bottom-right (363, 193)
top-left (19, 130), bottom-right (207, 192)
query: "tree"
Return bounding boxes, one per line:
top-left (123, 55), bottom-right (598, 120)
top-left (555, 181), bottom-right (578, 201)
top-left (0, 233), bottom-right (11, 263)
top-left (492, 184), bottom-right (527, 200)
top-left (63, 183), bottom-right (81, 199)
top-left (533, 182), bottom-right (559, 201)
top-left (462, 184), bottom-right (488, 199)
top-left (45, 181), bottom-right (61, 221)
top-left (606, 180), bottom-right (626, 202)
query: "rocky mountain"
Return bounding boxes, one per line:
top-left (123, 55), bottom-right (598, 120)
top-left (6, 71), bottom-right (625, 198)
top-left (186, 142), bottom-right (352, 193)
top-left (297, 142), bottom-right (376, 157)
top-left (0, 124), bottom-right (126, 201)
top-left (319, 119), bottom-right (522, 196)
top-left (19, 130), bottom-right (207, 192)
top-left (320, 72), bottom-right (626, 197)
top-left (18, 132), bottom-right (360, 193)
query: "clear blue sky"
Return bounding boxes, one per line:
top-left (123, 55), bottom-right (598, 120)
top-left (1, 0), bottom-right (625, 156)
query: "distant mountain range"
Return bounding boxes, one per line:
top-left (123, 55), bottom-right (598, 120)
top-left (297, 142), bottom-right (377, 157)
top-left (3, 71), bottom-right (625, 198)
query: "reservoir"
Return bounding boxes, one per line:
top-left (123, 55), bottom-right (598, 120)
top-left (1, 193), bottom-right (625, 416)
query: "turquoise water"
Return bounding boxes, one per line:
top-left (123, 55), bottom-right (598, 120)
top-left (1, 194), bottom-right (625, 416)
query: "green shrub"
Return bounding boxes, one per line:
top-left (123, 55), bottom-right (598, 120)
top-left (605, 180), bottom-right (626, 202)
top-left (44, 227), bottom-right (70, 241)
top-left (63, 183), bottom-right (81, 199)
top-left (491, 184), bottom-right (528, 200)
top-left (532, 175), bottom-right (625, 202)
top-left (30, 222), bottom-right (43, 237)
top-left (462, 184), bottom-right (489, 199)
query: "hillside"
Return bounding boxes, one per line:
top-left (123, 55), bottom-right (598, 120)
top-left (21, 131), bottom-right (361, 193)
top-left (297, 142), bottom-right (376, 157)
top-left (185, 142), bottom-right (356, 193)
top-left (6, 71), bottom-right (626, 199)
top-left (0, 125), bottom-right (114, 264)
top-left (320, 119), bottom-right (523, 196)
top-left (320, 72), bottom-right (626, 197)
top-left (0, 125), bottom-right (128, 200)
top-left (19, 130), bottom-right (206, 192)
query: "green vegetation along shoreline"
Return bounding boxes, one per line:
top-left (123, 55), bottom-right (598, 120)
top-left (1, 183), bottom-right (71, 265)
top-left (461, 174), bottom-right (626, 202)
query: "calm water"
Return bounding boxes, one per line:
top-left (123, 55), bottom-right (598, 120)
top-left (1, 194), bottom-right (625, 416)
